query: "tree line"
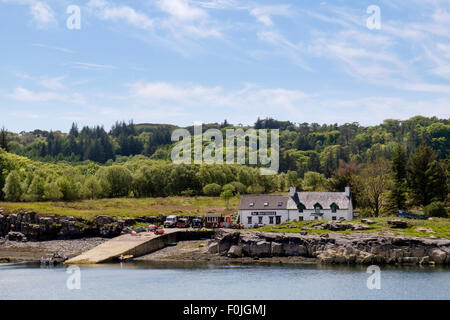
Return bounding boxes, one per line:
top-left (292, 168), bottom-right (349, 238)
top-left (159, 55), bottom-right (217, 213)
top-left (0, 116), bottom-right (448, 217)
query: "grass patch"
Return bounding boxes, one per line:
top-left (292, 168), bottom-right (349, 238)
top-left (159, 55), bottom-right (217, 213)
top-left (255, 217), bottom-right (450, 238)
top-left (0, 196), bottom-right (239, 221)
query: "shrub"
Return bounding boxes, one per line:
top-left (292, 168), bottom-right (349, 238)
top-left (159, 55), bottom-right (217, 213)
top-left (43, 181), bottom-right (63, 201)
top-left (2, 170), bottom-right (22, 201)
top-left (202, 183), bottom-right (222, 196)
top-left (230, 181), bottom-right (246, 195)
top-left (424, 201), bottom-right (448, 218)
top-left (57, 176), bottom-right (79, 201)
top-left (80, 176), bottom-right (102, 200)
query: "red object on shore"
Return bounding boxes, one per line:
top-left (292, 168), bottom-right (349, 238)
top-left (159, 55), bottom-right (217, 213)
top-left (131, 231), bottom-right (137, 236)
top-left (154, 228), bottom-right (165, 235)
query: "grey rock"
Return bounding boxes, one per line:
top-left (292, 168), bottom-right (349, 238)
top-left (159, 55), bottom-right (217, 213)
top-left (228, 245), bottom-right (243, 258)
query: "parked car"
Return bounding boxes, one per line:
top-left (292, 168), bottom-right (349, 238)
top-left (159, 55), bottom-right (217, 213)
top-left (176, 218), bottom-right (190, 228)
top-left (164, 215), bottom-right (178, 228)
top-left (192, 218), bottom-right (203, 228)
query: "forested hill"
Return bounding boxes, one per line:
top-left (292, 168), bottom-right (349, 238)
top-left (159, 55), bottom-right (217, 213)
top-left (1, 116), bottom-right (449, 178)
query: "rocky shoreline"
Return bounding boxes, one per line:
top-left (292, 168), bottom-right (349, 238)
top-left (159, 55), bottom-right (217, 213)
top-left (1, 210), bottom-right (449, 266)
top-left (0, 210), bottom-right (164, 241)
top-left (207, 230), bottom-right (450, 266)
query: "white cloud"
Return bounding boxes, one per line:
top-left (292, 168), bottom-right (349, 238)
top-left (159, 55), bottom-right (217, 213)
top-left (250, 5), bottom-right (290, 26)
top-left (39, 76), bottom-right (65, 90)
top-left (157, 0), bottom-right (206, 21)
top-left (155, 0), bottom-right (222, 38)
top-left (32, 43), bottom-right (74, 53)
top-left (87, 0), bottom-right (153, 29)
top-left (7, 87), bottom-right (67, 102)
top-left (30, 1), bottom-right (54, 27)
top-left (0, 0), bottom-right (56, 28)
top-left (129, 81), bottom-right (309, 117)
top-left (70, 62), bottom-right (116, 70)
top-left (257, 31), bottom-right (312, 71)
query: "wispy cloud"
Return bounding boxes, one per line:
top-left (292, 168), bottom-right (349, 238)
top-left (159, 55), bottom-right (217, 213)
top-left (0, 0), bottom-right (56, 28)
top-left (250, 5), bottom-right (291, 26)
top-left (87, 0), bottom-right (154, 30)
top-left (70, 62), bottom-right (116, 70)
top-left (32, 43), bottom-right (75, 54)
top-left (7, 87), bottom-right (67, 102)
top-left (39, 76), bottom-right (65, 90)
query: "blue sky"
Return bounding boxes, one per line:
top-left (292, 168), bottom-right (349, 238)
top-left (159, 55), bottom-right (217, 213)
top-left (0, 0), bottom-right (449, 132)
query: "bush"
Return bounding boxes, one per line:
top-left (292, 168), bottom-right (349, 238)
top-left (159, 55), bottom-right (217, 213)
top-left (2, 170), bottom-right (22, 201)
top-left (57, 176), bottom-right (79, 201)
top-left (80, 176), bottom-right (102, 200)
top-left (424, 201), bottom-right (448, 218)
top-left (230, 181), bottom-right (246, 195)
top-left (202, 183), bottom-right (222, 196)
top-left (43, 181), bottom-right (63, 201)
top-left (96, 166), bottom-right (132, 197)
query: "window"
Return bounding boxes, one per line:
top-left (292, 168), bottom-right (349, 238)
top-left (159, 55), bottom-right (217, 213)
top-left (330, 203), bottom-right (339, 213)
top-left (269, 216), bottom-right (274, 224)
top-left (249, 202), bottom-right (255, 207)
top-left (248, 217), bottom-right (252, 225)
top-left (313, 202), bottom-right (323, 214)
top-left (314, 216), bottom-right (319, 220)
top-left (258, 217), bottom-right (263, 224)
top-left (277, 201), bottom-right (283, 207)
top-left (264, 202), bottom-right (269, 207)
top-left (332, 216), bottom-right (337, 221)
top-left (299, 216), bottom-right (304, 221)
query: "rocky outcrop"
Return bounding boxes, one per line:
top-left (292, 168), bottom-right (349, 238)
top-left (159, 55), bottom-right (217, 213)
top-left (0, 210), bottom-right (165, 241)
top-left (208, 230), bottom-right (450, 265)
top-left (387, 220), bottom-right (409, 229)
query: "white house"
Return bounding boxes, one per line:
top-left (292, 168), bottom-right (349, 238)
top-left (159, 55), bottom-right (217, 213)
top-left (239, 187), bottom-right (353, 228)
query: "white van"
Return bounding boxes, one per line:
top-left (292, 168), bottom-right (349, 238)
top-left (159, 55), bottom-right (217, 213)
top-left (164, 215), bottom-right (178, 228)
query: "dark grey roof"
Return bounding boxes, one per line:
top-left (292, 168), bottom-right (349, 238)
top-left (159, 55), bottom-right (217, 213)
top-left (239, 195), bottom-right (294, 210)
top-left (287, 192), bottom-right (351, 210)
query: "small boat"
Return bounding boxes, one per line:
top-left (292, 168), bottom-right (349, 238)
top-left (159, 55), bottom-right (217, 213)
top-left (118, 255), bottom-right (134, 262)
top-left (166, 242), bottom-right (178, 247)
top-left (40, 253), bottom-right (67, 266)
top-left (398, 211), bottom-right (427, 220)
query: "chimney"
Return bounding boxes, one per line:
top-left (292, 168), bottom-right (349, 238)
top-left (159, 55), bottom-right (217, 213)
top-left (289, 186), bottom-right (296, 198)
top-left (345, 186), bottom-right (351, 198)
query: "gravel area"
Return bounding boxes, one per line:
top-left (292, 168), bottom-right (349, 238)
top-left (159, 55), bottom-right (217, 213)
top-left (0, 238), bottom-right (108, 262)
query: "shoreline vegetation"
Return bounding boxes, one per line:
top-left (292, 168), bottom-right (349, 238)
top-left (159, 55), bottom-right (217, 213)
top-left (0, 200), bottom-right (449, 265)
top-left (0, 116), bottom-right (448, 265)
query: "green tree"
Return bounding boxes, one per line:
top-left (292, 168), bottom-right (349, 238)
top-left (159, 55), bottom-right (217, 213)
top-left (388, 145), bottom-right (408, 211)
top-left (221, 189), bottom-right (233, 209)
top-left (81, 176), bottom-right (102, 199)
top-left (302, 171), bottom-right (327, 191)
top-left (358, 158), bottom-right (390, 217)
top-left (0, 127), bottom-right (9, 152)
top-left (2, 170), bottom-right (22, 201)
top-left (202, 183), bottom-right (222, 196)
top-left (25, 176), bottom-right (45, 201)
top-left (57, 176), bottom-right (79, 201)
top-left (408, 144), bottom-right (447, 206)
top-left (43, 181), bottom-right (63, 201)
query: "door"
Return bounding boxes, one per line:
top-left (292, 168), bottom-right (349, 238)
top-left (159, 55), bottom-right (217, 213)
top-left (276, 216), bottom-right (281, 224)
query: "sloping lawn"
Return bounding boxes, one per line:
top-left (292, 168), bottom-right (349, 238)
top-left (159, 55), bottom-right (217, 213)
top-left (0, 196), bottom-right (239, 221)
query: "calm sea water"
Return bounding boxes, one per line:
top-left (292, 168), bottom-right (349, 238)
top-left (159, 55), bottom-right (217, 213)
top-left (0, 262), bottom-right (449, 300)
